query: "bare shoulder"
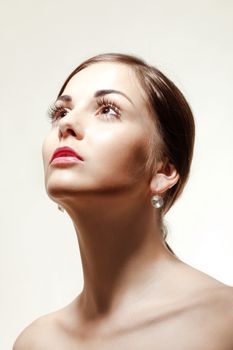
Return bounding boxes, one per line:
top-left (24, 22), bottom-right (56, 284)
top-left (12, 312), bottom-right (59, 350)
top-left (207, 283), bottom-right (233, 318)
top-left (173, 261), bottom-right (233, 347)
top-left (201, 284), bottom-right (233, 348)
top-left (188, 272), bottom-right (233, 348)
top-left (192, 269), bottom-right (233, 314)
top-left (12, 297), bottom-right (83, 350)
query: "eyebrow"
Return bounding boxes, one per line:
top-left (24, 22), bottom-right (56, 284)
top-left (56, 89), bottom-right (135, 106)
top-left (56, 95), bottom-right (72, 103)
top-left (94, 89), bottom-right (134, 106)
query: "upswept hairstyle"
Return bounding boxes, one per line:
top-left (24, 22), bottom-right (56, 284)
top-left (56, 53), bottom-right (195, 255)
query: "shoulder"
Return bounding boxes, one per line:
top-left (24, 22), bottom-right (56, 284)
top-left (12, 298), bottom-right (81, 350)
top-left (209, 284), bottom-right (233, 320)
top-left (186, 264), bottom-right (233, 321)
top-left (12, 313), bottom-right (58, 350)
top-left (192, 284), bottom-right (233, 348)
top-left (206, 284), bottom-right (233, 315)
top-left (208, 285), bottom-right (233, 348)
top-left (175, 261), bottom-right (233, 347)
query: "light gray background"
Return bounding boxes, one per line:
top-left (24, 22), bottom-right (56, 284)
top-left (1, 0), bottom-right (232, 349)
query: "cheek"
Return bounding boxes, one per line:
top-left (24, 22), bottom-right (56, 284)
top-left (121, 140), bottom-right (150, 180)
top-left (94, 129), bottom-right (150, 182)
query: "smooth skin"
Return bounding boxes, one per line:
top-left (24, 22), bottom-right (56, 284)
top-left (13, 63), bottom-right (233, 349)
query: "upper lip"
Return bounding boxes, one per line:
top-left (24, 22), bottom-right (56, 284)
top-left (50, 146), bottom-right (84, 163)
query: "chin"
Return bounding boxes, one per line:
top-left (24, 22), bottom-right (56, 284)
top-left (44, 170), bottom-right (133, 201)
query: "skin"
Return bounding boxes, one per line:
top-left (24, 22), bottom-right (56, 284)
top-left (13, 62), bottom-right (233, 350)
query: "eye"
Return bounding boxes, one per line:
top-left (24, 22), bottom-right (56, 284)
top-left (96, 96), bottom-right (121, 120)
top-left (47, 105), bottom-right (70, 123)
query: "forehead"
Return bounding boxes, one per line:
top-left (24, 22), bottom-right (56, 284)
top-left (63, 62), bottom-right (146, 107)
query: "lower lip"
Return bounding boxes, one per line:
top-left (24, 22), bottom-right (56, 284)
top-left (50, 156), bottom-right (83, 166)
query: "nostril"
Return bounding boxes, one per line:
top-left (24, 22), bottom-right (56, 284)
top-left (59, 124), bottom-right (82, 140)
top-left (68, 128), bottom-right (76, 136)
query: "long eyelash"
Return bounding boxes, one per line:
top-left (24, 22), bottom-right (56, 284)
top-left (47, 104), bottom-right (67, 122)
top-left (46, 96), bottom-right (121, 123)
top-left (96, 96), bottom-right (121, 118)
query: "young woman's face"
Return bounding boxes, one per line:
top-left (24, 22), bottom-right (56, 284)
top-left (42, 62), bottom-right (159, 202)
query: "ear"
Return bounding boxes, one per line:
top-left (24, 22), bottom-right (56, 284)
top-left (150, 158), bottom-right (179, 194)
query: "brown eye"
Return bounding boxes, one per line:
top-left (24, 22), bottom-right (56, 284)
top-left (96, 96), bottom-right (121, 120)
top-left (59, 108), bottom-right (69, 118)
top-left (47, 105), bottom-right (70, 122)
top-left (100, 105), bottom-right (119, 117)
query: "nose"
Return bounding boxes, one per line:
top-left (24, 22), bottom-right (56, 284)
top-left (58, 112), bottom-right (83, 140)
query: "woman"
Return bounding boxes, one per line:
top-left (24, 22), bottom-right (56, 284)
top-left (13, 53), bottom-right (233, 349)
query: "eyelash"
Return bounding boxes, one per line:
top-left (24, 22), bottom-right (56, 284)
top-left (47, 105), bottom-right (68, 122)
top-left (47, 96), bottom-right (121, 123)
top-left (96, 96), bottom-right (121, 120)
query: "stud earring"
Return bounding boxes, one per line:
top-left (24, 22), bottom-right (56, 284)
top-left (58, 204), bottom-right (65, 212)
top-left (151, 194), bottom-right (164, 208)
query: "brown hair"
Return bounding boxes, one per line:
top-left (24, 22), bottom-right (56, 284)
top-left (56, 53), bottom-right (195, 256)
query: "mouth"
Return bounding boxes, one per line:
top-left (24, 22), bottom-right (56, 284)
top-left (50, 146), bottom-right (84, 164)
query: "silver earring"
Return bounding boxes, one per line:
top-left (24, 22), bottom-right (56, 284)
top-left (58, 204), bottom-right (65, 212)
top-left (151, 194), bottom-right (164, 208)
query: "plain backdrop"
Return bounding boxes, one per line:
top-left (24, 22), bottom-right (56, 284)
top-left (0, 0), bottom-right (232, 348)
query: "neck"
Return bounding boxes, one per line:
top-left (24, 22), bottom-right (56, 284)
top-left (59, 190), bottom-right (178, 323)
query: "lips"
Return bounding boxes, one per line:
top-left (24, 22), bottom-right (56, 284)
top-left (50, 146), bottom-right (83, 164)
